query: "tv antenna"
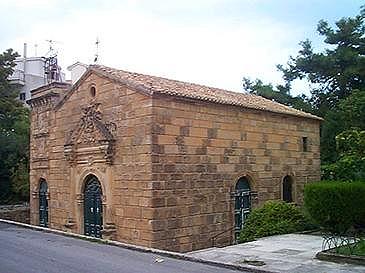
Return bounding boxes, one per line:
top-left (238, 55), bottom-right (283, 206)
top-left (44, 39), bottom-right (63, 83)
top-left (45, 39), bottom-right (61, 57)
top-left (94, 37), bottom-right (100, 63)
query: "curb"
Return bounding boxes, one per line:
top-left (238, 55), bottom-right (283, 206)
top-left (316, 249), bottom-right (365, 266)
top-left (0, 218), bottom-right (277, 273)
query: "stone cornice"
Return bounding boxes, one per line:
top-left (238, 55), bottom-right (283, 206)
top-left (27, 92), bottom-right (60, 109)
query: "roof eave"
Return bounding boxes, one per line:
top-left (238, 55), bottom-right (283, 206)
top-left (56, 65), bottom-right (324, 122)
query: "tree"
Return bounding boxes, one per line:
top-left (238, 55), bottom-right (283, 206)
top-left (0, 49), bottom-right (30, 203)
top-left (242, 77), bottom-right (314, 114)
top-left (321, 89), bottom-right (365, 162)
top-left (254, 6), bottom-right (365, 163)
top-left (278, 6), bottom-right (365, 115)
top-left (322, 129), bottom-right (365, 181)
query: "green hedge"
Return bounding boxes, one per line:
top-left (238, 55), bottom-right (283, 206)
top-left (304, 181), bottom-right (365, 234)
top-left (238, 200), bottom-right (313, 243)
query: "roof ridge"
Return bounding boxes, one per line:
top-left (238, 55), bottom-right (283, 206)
top-left (91, 64), bottom-right (254, 97)
top-left (87, 64), bottom-right (322, 121)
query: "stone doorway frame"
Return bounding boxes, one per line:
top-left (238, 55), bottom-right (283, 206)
top-left (73, 167), bottom-right (116, 239)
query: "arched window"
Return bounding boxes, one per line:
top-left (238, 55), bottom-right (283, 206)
top-left (39, 178), bottom-right (48, 227)
top-left (90, 86), bottom-right (96, 97)
top-left (282, 175), bottom-right (293, 203)
top-left (235, 177), bottom-right (250, 192)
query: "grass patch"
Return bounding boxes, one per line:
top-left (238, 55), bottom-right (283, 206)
top-left (335, 240), bottom-right (365, 256)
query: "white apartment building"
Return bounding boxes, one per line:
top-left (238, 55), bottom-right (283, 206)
top-left (8, 44), bottom-right (65, 105)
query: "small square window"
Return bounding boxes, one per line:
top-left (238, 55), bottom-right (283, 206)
top-left (19, 93), bottom-right (26, 101)
top-left (302, 137), bottom-right (308, 152)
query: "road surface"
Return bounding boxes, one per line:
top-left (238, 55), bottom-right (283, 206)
top-left (0, 222), bottom-right (242, 273)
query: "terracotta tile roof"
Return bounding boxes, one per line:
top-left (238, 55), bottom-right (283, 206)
top-left (90, 65), bottom-right (322, 121)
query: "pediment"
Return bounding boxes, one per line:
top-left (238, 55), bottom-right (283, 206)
top-left (64, 102), bottom-right (116, 165)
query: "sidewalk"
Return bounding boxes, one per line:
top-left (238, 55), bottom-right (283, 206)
top-left (187, 234), bottom-right (365, 273)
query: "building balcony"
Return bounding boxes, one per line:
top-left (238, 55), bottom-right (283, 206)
top-left (9, 69), bottom-right (25, 85)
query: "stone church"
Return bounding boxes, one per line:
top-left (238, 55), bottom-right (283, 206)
top-left (28, 64), bottom-right (321, 252)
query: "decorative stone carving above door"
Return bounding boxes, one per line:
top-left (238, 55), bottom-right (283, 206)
top-left (64, 102), bottom-right (116, 165)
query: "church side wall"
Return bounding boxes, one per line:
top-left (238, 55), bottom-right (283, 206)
top-left (150, 94), bottom-right (321, 252)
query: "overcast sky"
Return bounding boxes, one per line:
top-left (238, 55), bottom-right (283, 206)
top-left (0, 0), bottom-right (362, 95)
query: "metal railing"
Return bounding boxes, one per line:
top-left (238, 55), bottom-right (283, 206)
top-left (8, 70), bottom-right (25, 84)
top-left (211, 226), bottom-right (235, 247)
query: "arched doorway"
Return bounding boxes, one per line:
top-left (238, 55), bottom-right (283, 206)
top-left (84, 175), bottom-right (103, 238)
top-left (234, 177), bottom-right (251, 241)
top-left (282, 175), bottom-right (293, 203)
top-left (39, 179), bottom-right (48, 227)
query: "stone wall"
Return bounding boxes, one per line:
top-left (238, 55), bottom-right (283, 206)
top-left (150, 94), bottom-right (321, 252)
top-left (0, 204), bottom-right (30, 223)
top-left (29, 85), bottom-right (65, 227)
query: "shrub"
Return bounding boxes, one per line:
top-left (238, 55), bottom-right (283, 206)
top-left (304, 181), bottom-right (365, 234)
top-left (238, 200), bottom-right (311, 243)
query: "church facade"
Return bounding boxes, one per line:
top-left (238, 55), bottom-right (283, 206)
top-left (28, 65), bottom-right (321, 252)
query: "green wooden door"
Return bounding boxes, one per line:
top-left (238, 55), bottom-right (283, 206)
top-left (234, 177), bottom-right (251, 241)
top-left (84, 175), bottom-right (103, 238)
top-left (39, 179), bottom-right (48, 227)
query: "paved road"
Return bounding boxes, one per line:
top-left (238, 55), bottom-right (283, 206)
top-left (0, 222), bottom-right (242, 273)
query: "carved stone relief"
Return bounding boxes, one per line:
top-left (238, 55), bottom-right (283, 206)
top-left (34, 111), bottom-right (49, 136)
top-left (64, 102), bottom-right (116, 165)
